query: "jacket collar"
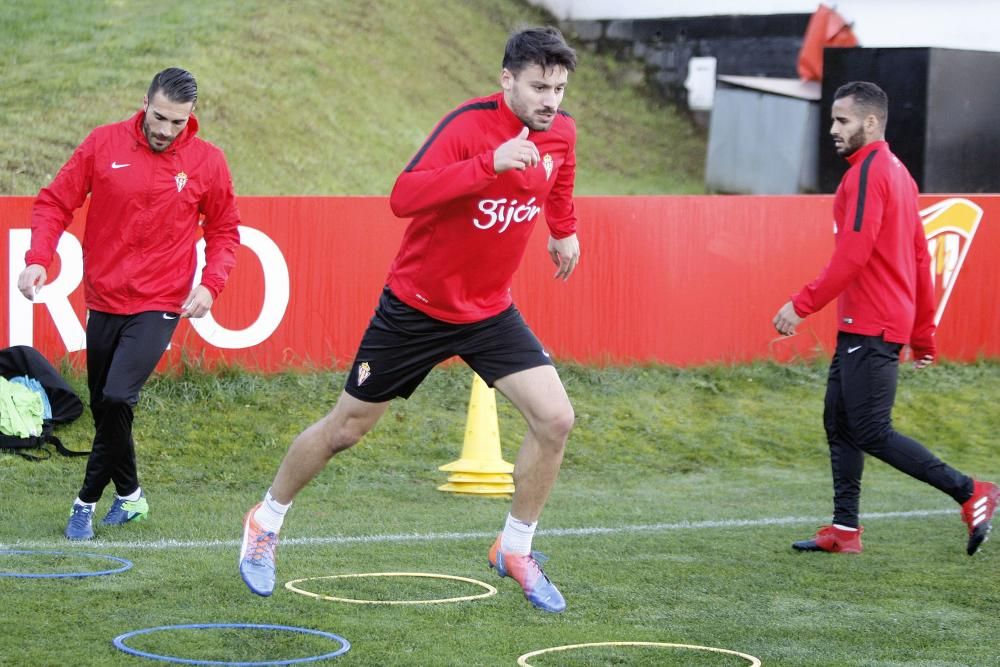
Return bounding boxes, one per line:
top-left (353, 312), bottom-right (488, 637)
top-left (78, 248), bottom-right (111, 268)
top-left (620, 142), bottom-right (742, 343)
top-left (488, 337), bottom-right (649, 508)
top-left (496, 90), bottom-right (530, 135)
top-left (845, 139), bottom-right (887, 166)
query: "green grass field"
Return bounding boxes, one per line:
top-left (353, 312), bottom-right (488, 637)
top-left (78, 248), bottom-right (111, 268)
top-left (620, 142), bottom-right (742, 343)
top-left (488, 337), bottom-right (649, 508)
top-left (3, 2), bottom-right (998, 665)
top-left (2, 362), bottom-right (999, 666)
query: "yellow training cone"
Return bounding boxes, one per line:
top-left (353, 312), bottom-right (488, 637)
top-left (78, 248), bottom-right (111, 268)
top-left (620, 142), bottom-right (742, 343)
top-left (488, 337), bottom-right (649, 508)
top-left (437, 481), bottom-right (515, 497)
top-left (438, 373), bottom-right (515, 497)
top-left (444, 472), bottom-right (514, 484)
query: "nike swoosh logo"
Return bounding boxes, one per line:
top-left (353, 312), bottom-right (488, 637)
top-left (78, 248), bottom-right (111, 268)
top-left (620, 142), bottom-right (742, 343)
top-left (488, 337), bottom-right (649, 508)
top-left (847, 345), bottom-right (862, 354)
top-left (111, 162), bottom-right (131, 169)
top-left (163, 313), bottom-right (178, 320)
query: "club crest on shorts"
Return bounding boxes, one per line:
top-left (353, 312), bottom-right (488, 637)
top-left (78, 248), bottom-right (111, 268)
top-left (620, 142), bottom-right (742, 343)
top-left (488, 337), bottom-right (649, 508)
top-left (542, 154), bottom-right (553, 180)
top-left (175, 171), bottom-right (188, 192)
top-left (357, 361), bottom-right (371, 386)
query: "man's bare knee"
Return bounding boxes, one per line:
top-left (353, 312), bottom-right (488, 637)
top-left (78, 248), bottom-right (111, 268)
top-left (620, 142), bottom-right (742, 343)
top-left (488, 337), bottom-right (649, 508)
top-left (316, 417), bottom-right (364, 456)
top-left (535, 406), bottom-right (575, 448)
top-left (311, 399), bottom-right (386, 457)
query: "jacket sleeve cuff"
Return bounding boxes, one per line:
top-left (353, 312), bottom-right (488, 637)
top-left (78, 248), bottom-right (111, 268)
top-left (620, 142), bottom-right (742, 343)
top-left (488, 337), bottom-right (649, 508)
top-left (200, 282), bottom-right (221, 300)
top-left (480, 151), bottom-right (497, 178)
top-left (548, 225), bottom-right (577, 240)
top-left (24, 251), bottom-right (52, 270)
top-left (790, 293), bottom-right (810, 318)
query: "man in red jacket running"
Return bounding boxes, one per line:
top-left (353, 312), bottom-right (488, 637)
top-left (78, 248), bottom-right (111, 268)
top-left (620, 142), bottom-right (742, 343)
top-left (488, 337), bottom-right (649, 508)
top-left (773, 81), bottom-right (997, 556)
top-left (239, 27), bottom-right (579, 612)
top-left (17, 68), bottom-right (241, 541)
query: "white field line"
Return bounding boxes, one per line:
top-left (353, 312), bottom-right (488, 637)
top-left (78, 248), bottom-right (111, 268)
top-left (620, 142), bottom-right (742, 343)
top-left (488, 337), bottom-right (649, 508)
top-left (0, 508), bottom-right (955, 552)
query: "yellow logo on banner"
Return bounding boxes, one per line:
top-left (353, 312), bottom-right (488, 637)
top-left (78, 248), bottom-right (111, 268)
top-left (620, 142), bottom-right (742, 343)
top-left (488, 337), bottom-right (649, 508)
top-left (921, 198), bottom-right (982, 326)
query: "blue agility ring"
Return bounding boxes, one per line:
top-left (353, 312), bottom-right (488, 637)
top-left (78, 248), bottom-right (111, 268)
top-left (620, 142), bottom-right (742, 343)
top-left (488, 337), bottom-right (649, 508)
top-left (112, 623), bottom-right (351, 666)
top-left (0, 549), bottom-right (133, 578)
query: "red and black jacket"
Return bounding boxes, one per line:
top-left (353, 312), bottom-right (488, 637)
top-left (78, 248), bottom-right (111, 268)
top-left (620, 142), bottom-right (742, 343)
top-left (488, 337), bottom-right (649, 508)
top-left (387, 91), bottom-right (577, 323)
top-left (792, 140), bottom-right (936, 357)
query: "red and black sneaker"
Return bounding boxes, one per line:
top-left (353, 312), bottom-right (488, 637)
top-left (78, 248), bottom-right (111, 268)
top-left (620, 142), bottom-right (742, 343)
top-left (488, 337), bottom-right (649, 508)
top-left (961, 480), bottom-right (1000, 556)
top-left (792, 525), bottom-right (863, 554)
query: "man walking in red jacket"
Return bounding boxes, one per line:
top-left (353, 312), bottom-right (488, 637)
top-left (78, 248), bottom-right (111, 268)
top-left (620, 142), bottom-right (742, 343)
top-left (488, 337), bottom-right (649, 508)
top-left (18, 68), bottom-right (241, 540)
top-left (239, 27), bottom-right (579, 612)
top-left (773, 81), bottom-right (997, 555)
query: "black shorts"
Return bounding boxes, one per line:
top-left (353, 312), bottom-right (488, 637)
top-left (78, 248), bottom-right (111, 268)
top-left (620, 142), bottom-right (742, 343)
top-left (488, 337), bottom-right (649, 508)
top-left (344, 287), bottom-right (554, 402)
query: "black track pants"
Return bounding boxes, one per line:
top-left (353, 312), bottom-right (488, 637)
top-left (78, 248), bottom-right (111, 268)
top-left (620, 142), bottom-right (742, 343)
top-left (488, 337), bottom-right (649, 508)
top-left (823, 332), bottom-right (972, 528)
top-left (79, 310), bottom-right (178, 502)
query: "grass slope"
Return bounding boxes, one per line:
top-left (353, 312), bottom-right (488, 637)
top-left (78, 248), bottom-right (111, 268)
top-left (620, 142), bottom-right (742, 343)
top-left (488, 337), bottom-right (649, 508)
top-left (1, 362), bottom-right (999, 665)
top-left (0, 0), bottom-right (705, 196)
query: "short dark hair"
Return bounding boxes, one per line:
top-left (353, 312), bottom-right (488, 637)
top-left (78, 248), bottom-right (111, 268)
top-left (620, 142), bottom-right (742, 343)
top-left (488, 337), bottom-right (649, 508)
top-left (147, 67), bottom-right (198, 104)
top-left (834, 80), bottom-right (888, 125)
top-left (502, 26), bottom-right (577, 75)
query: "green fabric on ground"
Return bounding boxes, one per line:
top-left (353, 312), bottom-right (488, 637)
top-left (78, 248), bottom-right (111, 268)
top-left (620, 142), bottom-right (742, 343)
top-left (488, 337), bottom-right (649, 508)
top-left (0, 376), bottom-right (44, 438)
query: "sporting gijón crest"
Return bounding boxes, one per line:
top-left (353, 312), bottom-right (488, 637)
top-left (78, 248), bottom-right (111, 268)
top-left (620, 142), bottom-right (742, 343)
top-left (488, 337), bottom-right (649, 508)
top-left (921, 198), bottom-right (982, 326)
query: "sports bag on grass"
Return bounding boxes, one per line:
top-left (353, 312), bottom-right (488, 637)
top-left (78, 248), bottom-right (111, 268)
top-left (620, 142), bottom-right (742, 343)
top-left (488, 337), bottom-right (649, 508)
top-left (0, 345), bottom-right (87, 461)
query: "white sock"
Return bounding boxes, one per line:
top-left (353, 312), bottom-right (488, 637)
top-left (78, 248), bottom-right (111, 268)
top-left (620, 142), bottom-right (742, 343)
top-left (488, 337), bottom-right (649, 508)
top-left (73, 498), bottom-right (96, 511)
top-left (833, 523), bottom-right (858, 532)
top-left (253, 489), bottom-right (291, 533)
top-left (119, 487), bottom-right (142, 502)
top-left (500, 513), bottom-right (537, 555)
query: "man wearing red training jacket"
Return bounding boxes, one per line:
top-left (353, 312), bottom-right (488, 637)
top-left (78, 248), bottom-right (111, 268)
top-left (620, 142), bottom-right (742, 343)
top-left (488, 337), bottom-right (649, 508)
top-left (239, 27), bottom-right (579, 612)
top-left (773, 81), bottom-right (997, 556)
top-left (18, 68), bottom-right (241, 541)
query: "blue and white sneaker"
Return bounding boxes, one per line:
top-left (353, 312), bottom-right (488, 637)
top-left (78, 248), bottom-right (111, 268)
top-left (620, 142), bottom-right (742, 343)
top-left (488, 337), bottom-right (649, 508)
top-left (239, 503), bottom-right (279, 596)
top-left (102, 492), bottom-right (149, 525)
top-left (488, 534), bottom-right (566, 613)
top-left (65, 503), bottom-right (95, 540)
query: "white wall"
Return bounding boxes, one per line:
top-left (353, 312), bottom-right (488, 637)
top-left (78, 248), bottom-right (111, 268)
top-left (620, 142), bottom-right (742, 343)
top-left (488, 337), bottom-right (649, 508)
top-left (530, 0), bottom-right (1000, 53)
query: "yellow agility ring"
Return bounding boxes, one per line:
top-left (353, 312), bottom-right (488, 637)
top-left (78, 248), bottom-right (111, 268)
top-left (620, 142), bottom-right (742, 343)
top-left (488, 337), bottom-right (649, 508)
top-left (517, 641), bottom-right (762, 666)
top-left (284, 572), bottom-right (497, 605)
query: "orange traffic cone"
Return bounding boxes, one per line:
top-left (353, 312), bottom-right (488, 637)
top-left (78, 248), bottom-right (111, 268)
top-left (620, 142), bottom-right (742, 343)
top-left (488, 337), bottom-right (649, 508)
top-left (437, 373), bottom-right (515, 497)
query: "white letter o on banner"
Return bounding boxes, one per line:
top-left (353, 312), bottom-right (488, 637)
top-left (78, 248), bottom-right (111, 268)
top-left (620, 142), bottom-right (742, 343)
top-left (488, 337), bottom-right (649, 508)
top-left (190, 226), bottom-right (290, 349)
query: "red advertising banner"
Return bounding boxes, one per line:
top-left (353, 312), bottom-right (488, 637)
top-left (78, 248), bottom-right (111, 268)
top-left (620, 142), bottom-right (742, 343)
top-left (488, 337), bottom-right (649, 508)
top-left (2, 195), bottom-right (997, 370)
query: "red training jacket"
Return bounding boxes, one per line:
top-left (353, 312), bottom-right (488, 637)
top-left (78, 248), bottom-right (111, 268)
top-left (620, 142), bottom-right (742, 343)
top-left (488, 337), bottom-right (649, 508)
top-left (26, 110), bottom-right (241, 315)
top-left (792, 140), bottom-right (936, 357)
top-left (387, 90), bottom-right (577, 323)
